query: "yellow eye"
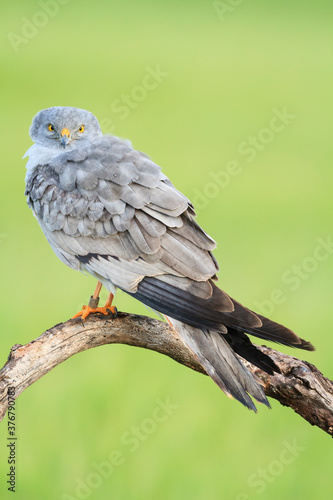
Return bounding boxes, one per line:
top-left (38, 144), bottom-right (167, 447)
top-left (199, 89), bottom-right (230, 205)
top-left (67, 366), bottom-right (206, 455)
top-left (48, 124), bottom-right (54, 131)
top-left (78, 125), bottom-right (84, 133)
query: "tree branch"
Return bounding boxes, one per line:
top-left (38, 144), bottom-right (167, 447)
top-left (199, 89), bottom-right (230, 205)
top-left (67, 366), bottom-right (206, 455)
top-left (0, 313), bottom-right (332, 435)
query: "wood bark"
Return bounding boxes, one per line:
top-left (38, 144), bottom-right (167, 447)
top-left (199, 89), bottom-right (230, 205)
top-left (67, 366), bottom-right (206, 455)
top-left (0, 313), bottom-right (332, 435)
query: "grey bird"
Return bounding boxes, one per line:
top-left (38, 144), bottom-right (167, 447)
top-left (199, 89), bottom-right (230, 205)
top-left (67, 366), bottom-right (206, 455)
top-left (24, 106), bottom-right (314, 411)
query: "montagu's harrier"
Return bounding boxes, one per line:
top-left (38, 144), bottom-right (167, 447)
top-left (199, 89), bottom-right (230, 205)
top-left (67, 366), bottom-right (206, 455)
top-left (24, 106), bottom-right (314, 411)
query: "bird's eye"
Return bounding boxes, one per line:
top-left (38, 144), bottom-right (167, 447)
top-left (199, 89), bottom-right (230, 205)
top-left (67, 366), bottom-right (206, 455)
top-left (78, 125), bottom-right (84, 133)
top-left (48, 124), bottom-right (55, 132)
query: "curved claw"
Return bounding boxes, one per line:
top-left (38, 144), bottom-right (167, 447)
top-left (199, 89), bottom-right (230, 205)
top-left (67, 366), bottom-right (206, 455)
top-left (106, 306), bottom-right (118, 318)
top-left (72, 305), bottom-right (117, 322)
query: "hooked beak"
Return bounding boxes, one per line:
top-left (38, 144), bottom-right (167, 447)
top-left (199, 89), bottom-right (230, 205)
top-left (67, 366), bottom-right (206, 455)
top-left (60, 128), bottom-right (70, 148)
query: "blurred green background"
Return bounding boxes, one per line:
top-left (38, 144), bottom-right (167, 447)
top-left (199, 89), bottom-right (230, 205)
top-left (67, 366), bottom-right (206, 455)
top-left (0, 0), bottom-right (332, 499)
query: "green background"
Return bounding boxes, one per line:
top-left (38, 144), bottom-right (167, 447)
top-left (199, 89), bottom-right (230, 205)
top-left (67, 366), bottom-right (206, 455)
top-left (0, 1), bottom-right (332, 499)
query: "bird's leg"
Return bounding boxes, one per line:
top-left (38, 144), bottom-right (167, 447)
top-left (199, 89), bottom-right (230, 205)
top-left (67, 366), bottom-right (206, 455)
top-left (104, 292), bottom-right (116, 311)
top-left (93, 281), bottom-right (103, 300)
top-left (72, 282), bottom-right (117, 322)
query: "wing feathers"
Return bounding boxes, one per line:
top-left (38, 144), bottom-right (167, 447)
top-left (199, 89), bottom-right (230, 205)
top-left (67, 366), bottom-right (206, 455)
top-left (241, 314), bottom-right (315, 351)
top-left (126, 276), bottom-right (235, 330)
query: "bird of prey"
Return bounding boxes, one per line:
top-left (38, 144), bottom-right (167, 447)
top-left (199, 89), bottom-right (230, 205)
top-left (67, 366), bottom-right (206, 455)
top-left (24, 106), bottom-right (314, 411)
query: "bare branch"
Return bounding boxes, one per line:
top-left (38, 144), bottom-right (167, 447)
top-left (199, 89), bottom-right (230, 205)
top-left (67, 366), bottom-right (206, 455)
top-left (0, 313), bottom-right (332, 435)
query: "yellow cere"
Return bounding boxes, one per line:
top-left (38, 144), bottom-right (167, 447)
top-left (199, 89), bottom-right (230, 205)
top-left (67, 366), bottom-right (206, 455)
top-left (60, 128), bottom-right (70, 137)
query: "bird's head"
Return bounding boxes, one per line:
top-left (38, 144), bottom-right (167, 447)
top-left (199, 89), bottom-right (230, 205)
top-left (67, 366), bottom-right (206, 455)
top-left (29, 106), bottom-right (103, 150)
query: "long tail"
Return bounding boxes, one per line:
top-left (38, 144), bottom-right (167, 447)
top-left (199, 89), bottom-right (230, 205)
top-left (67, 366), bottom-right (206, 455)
top-left (167, 318), bottom-right (271, 412)
top-left (125, 276), bottom-right (314, 410)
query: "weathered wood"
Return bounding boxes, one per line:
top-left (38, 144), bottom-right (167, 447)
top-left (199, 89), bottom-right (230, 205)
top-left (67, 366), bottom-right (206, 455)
top-left (0, 313), bottom-right (332, 435)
